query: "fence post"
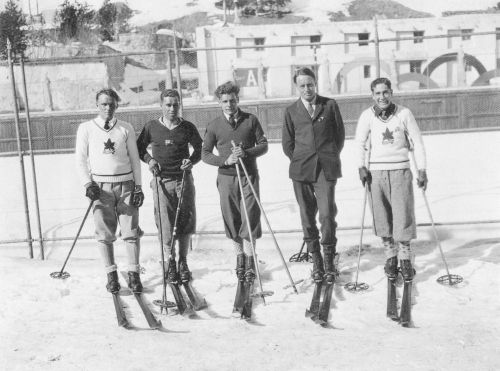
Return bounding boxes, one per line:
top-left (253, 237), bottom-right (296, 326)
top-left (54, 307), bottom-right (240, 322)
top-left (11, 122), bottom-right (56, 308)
top-left (7, 40), bottom-right (33, 258)
top-left (173, 24), bottom-right (184, 114)
top-left (165, 49), bottom-right (173, 89)
top-left (373, 15), bottom-right (381, 78)
top-left (20, 55), bottom-right (45, 260)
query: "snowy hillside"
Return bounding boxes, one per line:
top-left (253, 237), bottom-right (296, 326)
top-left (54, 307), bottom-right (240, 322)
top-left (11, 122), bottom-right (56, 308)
top-left (3, 0), bottom-right (500, 25)
top-left (0, 131), bottom-right (499, 370)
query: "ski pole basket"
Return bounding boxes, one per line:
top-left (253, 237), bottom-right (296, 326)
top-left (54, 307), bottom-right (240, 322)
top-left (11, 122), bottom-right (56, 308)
top-left (50, 271), bottom-right (70, 279)
top-left (153, 299), bottom-right (176, 309)
top-left (437, 274), bottom-right (463, 286)
top-left (251, 290), bottom-right (274, 298)
top-left (289, 241), bottom-right (311, 262)
top-left (344, 282), bottom-right (369, 292)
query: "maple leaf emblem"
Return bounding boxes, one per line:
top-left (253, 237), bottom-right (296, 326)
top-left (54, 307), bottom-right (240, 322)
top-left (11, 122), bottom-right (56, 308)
top-left (382, 127), bottom-right (394, 144)
top-left (103, 138), bottom-right (116, 154)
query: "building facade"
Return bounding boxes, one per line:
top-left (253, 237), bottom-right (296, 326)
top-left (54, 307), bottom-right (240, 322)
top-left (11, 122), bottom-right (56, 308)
top-left (195, 14), bottom-right (500, 99)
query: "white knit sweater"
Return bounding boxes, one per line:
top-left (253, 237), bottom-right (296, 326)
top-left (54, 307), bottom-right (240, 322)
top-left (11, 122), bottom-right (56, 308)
top-left (354, 104), bottom-right (426, 171)
top-left (75, 116), bottom-right (142, 186)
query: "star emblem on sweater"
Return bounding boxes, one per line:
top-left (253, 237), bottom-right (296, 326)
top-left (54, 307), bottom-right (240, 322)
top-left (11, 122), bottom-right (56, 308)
top-left (382, 127), bottom-right (394, 144)
top-left (103, 138), bottom-right (116, 154)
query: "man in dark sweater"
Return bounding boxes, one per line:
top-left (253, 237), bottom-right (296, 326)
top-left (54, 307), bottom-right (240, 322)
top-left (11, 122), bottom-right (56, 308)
top-left (202, 81), bottom-right (268, 287)
top-left (137, 89), bottom-right (202, 283)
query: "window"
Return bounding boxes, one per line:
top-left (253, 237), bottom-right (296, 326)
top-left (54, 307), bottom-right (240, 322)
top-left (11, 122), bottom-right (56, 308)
top-left (310, 35), bottom-right (321, 48)
top-left (236, 37), bottom-right (265, 57)
top-left (409, 60), bottom-right (423, 74)
top-left (363, 65), bottom-right (371, 78)
top-left (413, 31), bottom-right (424, 43)
top-left (461, 29), bottom-right (473, 40)
top-left (358, 33), bottom-right (369, 46)
top-left (291, 35), bottom-right (320, 56)
top-left (254, 38), bottom-right (265, 51)
top-left (447, 29), bottom-right (472, 48)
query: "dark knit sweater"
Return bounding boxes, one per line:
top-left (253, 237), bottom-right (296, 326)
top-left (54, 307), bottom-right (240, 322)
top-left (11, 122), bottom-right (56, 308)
top-left (136, 118), bottom-right (202, 177)
top-left (202, 110), bottom-right (268, 176)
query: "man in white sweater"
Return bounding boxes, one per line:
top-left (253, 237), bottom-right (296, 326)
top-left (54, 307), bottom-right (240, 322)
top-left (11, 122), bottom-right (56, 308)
top-left (75, 89), bottom-right (144, 293)
top-left (355, 77), bottom-right (428, 282)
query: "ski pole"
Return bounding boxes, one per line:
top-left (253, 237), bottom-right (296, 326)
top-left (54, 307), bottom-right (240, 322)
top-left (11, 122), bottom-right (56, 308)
top-left (345, 134), bottom-right (371, 292)
top-left (164, 170), bottom-right (187, 282)
top-left (344, 184), bottom-right (370, 292)
top-left (50, 200), bottom-right (94, 279)
top-left (409, 152), bottom-right (462, 285)
top-left (232, 142), bottom-right (300, 294)
top-left (233, 159), bottom-right (271, 303)
top-left (153, 177), bottom-right (170, 314)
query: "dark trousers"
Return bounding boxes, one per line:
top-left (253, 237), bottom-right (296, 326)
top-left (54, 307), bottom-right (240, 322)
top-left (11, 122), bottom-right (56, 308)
top-left (151, 174), bottom-right (196, 255)
top-left (293, 170), bottom-right (338, 251)
top-left (217, 172), bottom-right (262, 241)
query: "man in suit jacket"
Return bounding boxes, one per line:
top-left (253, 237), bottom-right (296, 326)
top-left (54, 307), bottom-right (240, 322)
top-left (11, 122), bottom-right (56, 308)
top-left (282, 67), bottom-right (345, 284)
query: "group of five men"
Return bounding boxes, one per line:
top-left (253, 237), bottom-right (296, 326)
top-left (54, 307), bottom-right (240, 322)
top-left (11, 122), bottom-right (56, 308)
top-left (75, 67), bottom-right (427, 310)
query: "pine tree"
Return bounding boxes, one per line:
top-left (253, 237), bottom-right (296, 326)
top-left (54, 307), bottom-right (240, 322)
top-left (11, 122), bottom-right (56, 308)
top-left (0, 0), bottom-right (28, 60)
top-left (56, 0), bottom-right (95, 43)
top-left (96, 0), bottom-right (134, 42)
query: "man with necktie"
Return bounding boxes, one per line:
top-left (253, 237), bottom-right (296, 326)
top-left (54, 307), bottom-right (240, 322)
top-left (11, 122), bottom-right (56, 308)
top-left (75, 89), bottom-right (145, 293)
top-left (282, 67), bottom-right (345, 284)
top-left (202, 81), bottom-right (268, 293)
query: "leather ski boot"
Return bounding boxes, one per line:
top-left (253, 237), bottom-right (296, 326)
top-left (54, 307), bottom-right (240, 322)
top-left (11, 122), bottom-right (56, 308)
top-left (236, 253), bottom-right (246, 282)
top-left (311, 251), bottom-right (324, 282)
top-left (166, 257), bottom-right (178, 283)
top-left (178, 257), bottom-right (192, 283)
top-left (245, 255), bottom-right (256, 284)
top-left (106, 271), bottom-right (121, 293)
top-left (127, 271), bottom-right (143, 293)
top-left (399, 259), bottom-right (415, 281)
top-left (323, 250), bottom-right (337, 284)
top-left (384, 256), bottom-right (398, 279)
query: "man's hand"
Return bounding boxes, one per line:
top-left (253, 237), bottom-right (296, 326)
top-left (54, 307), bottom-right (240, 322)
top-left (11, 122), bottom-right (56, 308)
top-left (180, 159), bottom-right (193, 171)
top-left (358, 166), bottom-right (372, 187)
top-left (231, 145), bottom-right (246, 159)
top-left (224, 153), bottom-right (239, 166)
top-left (148, 158), bottom-right (161, 177)
top-left (417, 169), bottom-right (428, 191)
top-left (131, 185), bottom-right (144, 207)
top-left (85, 181), bottom-right (100, 201)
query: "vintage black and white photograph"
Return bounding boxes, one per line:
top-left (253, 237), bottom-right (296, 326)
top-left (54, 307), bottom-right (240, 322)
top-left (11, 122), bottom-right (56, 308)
top-left (1, 0), bottom-right (499, 370)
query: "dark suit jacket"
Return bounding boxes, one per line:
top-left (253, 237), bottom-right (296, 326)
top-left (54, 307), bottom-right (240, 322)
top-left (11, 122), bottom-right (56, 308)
top-left (282, 95), bottom-right (345, 182)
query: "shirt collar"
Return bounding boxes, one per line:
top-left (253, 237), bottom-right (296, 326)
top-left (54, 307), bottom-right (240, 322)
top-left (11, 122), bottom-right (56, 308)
top-left (94, 116), bottom-right (116, 128)
top-left (223, 109), bottom-right (240, 122)
top-left (373, 102), bottom-right (396, 119)
top-left (301, 96), bottom-right (317, 108)
top-left (160, 116), bottom-right (181, 129)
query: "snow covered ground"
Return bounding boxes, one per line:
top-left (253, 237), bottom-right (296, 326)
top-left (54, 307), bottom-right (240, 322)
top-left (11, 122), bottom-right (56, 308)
top-left (0, 131), bottom-right (500, 370)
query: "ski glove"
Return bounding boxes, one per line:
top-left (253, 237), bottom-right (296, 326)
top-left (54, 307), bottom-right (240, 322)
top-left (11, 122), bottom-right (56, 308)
top-left (180, 158), bottom-right (193, 171)
top-left (417, 169), bottom-right (428, 191)
top-left (148, 158), bottom-right (161, 177)
top-left (85, 181), bottom-right (100, 201)
top-left (358, 166), bottom-right (372, 187)
top-left (131, 185), bottom-right (144, 207)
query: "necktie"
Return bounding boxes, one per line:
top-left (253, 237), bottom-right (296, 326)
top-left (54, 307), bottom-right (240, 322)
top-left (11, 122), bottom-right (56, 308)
top-left (307, 102), bottom-right (314, 117)
top-left (104, 120), bottom-right (110, 130)
top-left (228, 115), bottom-right (236, 128)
